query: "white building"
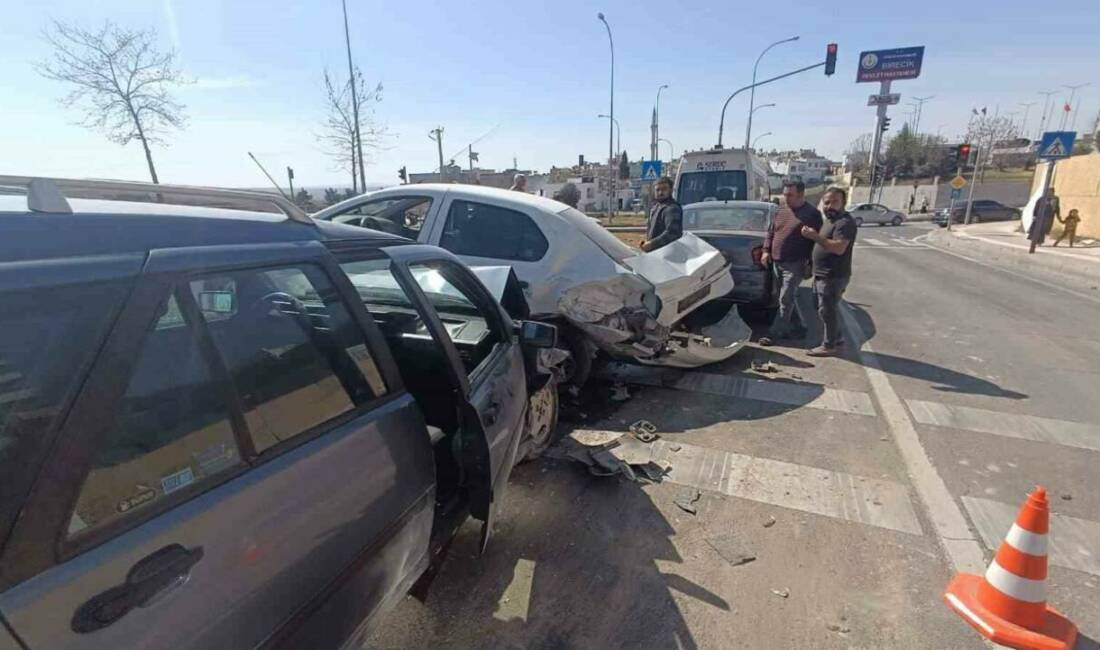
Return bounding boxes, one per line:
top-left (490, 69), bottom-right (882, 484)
top-left (767, 150), bottom-right (835, 185)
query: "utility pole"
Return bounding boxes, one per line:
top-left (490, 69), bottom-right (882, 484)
top-left (1018, 102), bottom-right (1036, 141)
top-left (597, 12), bottom-right (615, 224)
top-left (1036, 90), bottom-right (1057, 140)
top-left (287, 166), bottom-right (295, 201)
top-left (963, 141), bottom-right (985, 225)
top-left (867, 80), bottom-right (892, 204)
top-left (429, 127), bottom-right (445, 182)
top-left (652, 84), bottom-right (668, 162)
top-left (341, 0), bottom-right (366, 192)
top-left (910, 96), bottom-right (933, 134)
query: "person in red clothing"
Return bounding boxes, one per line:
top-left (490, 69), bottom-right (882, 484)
top-left (758, 181), bottom-right (823, 346)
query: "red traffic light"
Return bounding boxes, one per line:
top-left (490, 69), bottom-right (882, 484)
top-left (958, 144), bottom-right (971, 158)
top-left (824, 43), bottom-right (838, 76)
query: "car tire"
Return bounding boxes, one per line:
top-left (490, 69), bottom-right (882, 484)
top-left (854, 217), bottom-right (864, 227)
top-left (972, 214), bottom-right (981, 224)
top-left (520, 379), bottom-right (560, 462)
top-left (891, 216), bottom-right (902, 226)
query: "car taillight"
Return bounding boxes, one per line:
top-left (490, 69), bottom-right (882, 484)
top-left (751, 245), bottom-right (765, 268)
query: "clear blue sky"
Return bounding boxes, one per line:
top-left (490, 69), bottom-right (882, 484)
top-left (3, 0), bottom-right (1098, 189)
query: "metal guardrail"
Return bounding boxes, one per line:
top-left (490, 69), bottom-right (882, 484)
top-left (0, 175), bottom-right (312, 224)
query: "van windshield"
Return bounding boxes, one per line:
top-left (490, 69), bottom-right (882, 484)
top-left (677, 171), bottom-right (748, 205)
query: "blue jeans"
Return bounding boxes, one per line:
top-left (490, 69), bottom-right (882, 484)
top-left (769, 259), bottom-right (808, 337)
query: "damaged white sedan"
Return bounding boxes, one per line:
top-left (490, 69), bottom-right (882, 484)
top-left (314, 184), bottom-right (750, 381)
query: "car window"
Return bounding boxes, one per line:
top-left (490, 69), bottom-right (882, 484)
top-left (1, 282), bottom-right (127, 545)
top-left (196, 265), bottom-right (387, 454)
top-left (439, 200), bottom-right (548, 262)
top-left (557, 206), bottom-right (637, 262)
top-left (684, 205), bottom-right (769, 232)
top-left (330, 196), bottom-right (432, 239)
top-left (68, 294), bottom-right (244, 539)
top-left (409, 261), bottom-right (505, 375)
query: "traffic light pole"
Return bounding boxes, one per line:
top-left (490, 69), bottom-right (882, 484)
top-left (867, 80), bottom-right (891, 204)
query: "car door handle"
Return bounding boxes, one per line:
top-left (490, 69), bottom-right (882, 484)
top-left (72, 544), bottom-right (204, 634)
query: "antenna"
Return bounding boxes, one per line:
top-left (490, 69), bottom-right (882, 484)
top-left (248, 152), bottom-right (291, 199)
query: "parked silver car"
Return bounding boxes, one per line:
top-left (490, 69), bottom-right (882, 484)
top-left (849, 202), bottom-right (907, 226)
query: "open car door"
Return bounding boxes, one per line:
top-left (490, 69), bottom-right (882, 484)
top-left (337, 245), bottom-right (529, 551)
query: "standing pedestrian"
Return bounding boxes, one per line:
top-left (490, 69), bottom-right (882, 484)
top-left (801, 186), bottom-right (858, 357)
top-left (1053, 208), bottom-right (1081, 247)
top-left (641, 176), bottom-right (682, 252)
top-left (908, 194), bottom-right (915, 214)
top-left (510, 174), bottom-right (528, 192)
top-left (1029, 188), bottom-right (1060, 253)
top-left (758, 180), bottom-right (823, 346)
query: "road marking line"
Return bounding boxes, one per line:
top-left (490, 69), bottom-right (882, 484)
top-left (915, 234), bottom-right (1100, 306)
top-left (862, 237), bottom-right (888, 246)
top-left (492, 558), bottom-right (536, 621)
top-left (907, 399), bottom-right (1100, 452)
top-left (641, 439), bottom-right (923, 534)
top-left (896, 239), bottom-right (926, 247)
top-left (839, 303), bottom-right (988, 573)
top-left (961, 496), bottom-right (1100, 577)
top-left (601, 364), bottom-right (877, 416)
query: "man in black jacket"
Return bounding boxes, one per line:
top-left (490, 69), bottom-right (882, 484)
top-left (641, 176), bottom-right (682, 252)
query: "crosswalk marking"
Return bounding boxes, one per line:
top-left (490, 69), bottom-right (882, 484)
top-left (600, 364), bottom-right (877, 416)
top-left (907, 399), bottom-right (1100, 452)
top-left (637, 438), bottom-right (923, 534)
top-left (895, 238), bottom-right (925, 247)
top-left (862, 237), bottom-right (888, 246)
top-left (961, 496), bottom-right (1100, 577)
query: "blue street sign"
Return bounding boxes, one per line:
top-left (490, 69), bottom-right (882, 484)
top-left (641, 160), bottom-right (663, 181)
top-left (1037, 131), bottom-right (1076, 160)
top-left (856, 46), bottom-right (925, 83)
top-left (950, 187), bottom-right (962, 200)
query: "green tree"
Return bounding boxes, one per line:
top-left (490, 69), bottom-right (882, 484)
top-left (323, 187), bottom-right (340, 205)
top-left (295, 189), bottom-right (315, 210)
top-left (619, 151), bottom-right (630, 180)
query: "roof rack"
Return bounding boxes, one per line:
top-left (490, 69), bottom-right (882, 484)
top-left (0, 175), bottom-right (312, 224)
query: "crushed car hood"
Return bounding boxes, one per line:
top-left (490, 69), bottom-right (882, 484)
top-left (558, 233), bottom-right (746, 368)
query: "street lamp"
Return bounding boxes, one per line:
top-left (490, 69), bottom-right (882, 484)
top-left (1037, 90), bottom-right (1057, 139)
top-left (597, 12), bottom-right (615, 221)
top-left (1018, 102), bottom-right (1036, 141)
top-left (1061, 83), bottom-right (1091, 130)
top-left (658, 138), bottom-right (675, 162)
top-left (652, 83), bottom-right (669, 161)
top-left (752, 132), bottom-right (772, 149)
top-left (745, 35), bottom-right (799, 150)
top-left (597, 114), bottom-right (621, 161)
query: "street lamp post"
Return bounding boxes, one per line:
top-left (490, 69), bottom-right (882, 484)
top-left (752, 131), bottom-right (772, 149)
top-left (1036, 90), bottom-right (1057, 139)
top-left (598, 114), bottom-right (621, 162)
top-left (1018, 102), bottom-right (1036, 140)
top-left (659, 138), bottom-right (675, 162)
top-left (652, 84), bottom-right (668, 161)
top-left (1061, 83), bottom-right (1090, 131)
top-left (745, 35), bottom-right (799, 151)
top-left (597, 12), bottom-right (615, 222)
top-left (749, 103), bottom-right (776, 150)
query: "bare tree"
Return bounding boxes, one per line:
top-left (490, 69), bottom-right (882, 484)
top-left (38, 20), bottom-right (187, 184)
top-left (844, 133), bottom-right (874, 175)
top-left (319, 67), bottom-right (388, 193)
top-left (965, 113), bottom-right (1018, 177)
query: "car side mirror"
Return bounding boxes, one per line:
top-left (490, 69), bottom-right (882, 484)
top-left (518, 320), bottom-right (557, 348)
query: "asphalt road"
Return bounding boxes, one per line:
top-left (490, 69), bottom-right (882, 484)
top-left (367, 223), bottom-right (1100, 649)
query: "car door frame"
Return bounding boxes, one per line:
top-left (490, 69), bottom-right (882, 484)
top-left (336, 243), bottom-right (528, 548)
top-left (1, 240), bottom-right (437, 650)
top-left (316, 189), bottom-right (448, 242)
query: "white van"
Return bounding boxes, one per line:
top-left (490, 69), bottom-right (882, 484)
top-left (674, 147), bottom-right (770, 204)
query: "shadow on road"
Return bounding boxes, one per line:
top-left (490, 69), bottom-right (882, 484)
top-left (366, 460), bottom-right (721, 650)
top-left (842, 302), bottom-right (1028, 400)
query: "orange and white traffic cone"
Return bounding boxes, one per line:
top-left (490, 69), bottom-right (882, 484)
top-left (944, 486), bottom-right (1078, 650)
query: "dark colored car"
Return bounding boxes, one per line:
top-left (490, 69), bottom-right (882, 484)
top-left (0, 178), bottom-right (556, 650)
top-left (934, 199), bottom-right (1022, 226)
top-left (681, 200), bottom-right (778, 321)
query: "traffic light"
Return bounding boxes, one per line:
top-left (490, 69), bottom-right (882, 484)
top-left (824, 43), bottom-right (838, 76)
top-left (880, 117), bottom-right (891, 133)
top-left (398, 166), bottom-right (407, 183)
top-left (957, 143), bottom-right (972, 166)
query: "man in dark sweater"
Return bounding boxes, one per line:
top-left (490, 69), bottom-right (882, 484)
top-left (641, 176), bottom-right (682, 252)
top-left (759, 180), bottom-right (823, 346)
top-left (801, 186), bottom-right (858, 356)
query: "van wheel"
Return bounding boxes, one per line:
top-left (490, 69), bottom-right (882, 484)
top-left (521, 380), bottom-right (560, 461)
top-left (891, 215), bottom-right (902, 226)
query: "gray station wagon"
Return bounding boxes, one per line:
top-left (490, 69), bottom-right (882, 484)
top-left (0, 178), bottom-right (557, 649)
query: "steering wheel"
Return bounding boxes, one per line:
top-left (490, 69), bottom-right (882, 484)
top-left (251, 291), bottom-right (315, 333)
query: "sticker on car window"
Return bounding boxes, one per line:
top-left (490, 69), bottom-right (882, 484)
top-left (160, 467), bottom-right (196, 495)
top-left (193, 442), bottom-right (239, 476)
top-left (347, 343), bottom-right (387, 396)
top-left (117, 487), bottom-right (157, 513)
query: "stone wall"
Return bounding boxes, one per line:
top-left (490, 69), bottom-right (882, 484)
top-left (1040, 153), bottom-right (1100, 239)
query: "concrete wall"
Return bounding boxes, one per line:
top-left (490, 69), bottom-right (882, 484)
top-left (849, 178), bottom-right (1031, 212)
top-left (1043, 153), bottom-right (1100, 239)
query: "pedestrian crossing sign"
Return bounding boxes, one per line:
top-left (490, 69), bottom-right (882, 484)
top-left (1037, 131), bottom-right (1075, 160)
top-left (641, 160), bottom-right (662, 181)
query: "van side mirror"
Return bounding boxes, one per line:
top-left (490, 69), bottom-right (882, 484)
top-left (518, 320), bottom-right (557, 348)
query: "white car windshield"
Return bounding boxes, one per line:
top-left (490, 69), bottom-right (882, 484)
top-left (557, 207), bottom-right (637, 264)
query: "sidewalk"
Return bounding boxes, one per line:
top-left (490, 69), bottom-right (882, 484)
top-left (923, 221), bottom-right (1100, 294)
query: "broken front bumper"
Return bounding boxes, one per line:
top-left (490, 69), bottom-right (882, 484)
top-left (557, 270), bottom-right (750, 369)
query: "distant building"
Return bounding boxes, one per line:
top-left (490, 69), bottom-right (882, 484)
top-left (767, 149), bottom-right (836, 185)
top-left (407, 165), bottom-right (534, 189)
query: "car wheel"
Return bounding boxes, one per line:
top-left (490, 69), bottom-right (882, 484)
top-left (854, 217), bottom-right (863, 227)
top-left (972, 214), bottom-right (981, 224)
top-left (521, 379), bottom-right (560, 462)
top-left (891, 216), bottom-right (902, 226)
